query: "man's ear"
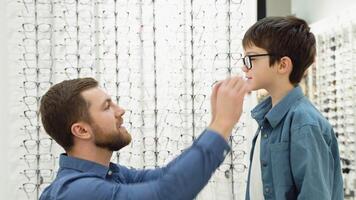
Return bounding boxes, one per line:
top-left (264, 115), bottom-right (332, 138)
top-left (277, 56), bottom-right (293, 75)
top-left (71, 122), bottom-right (91, 139)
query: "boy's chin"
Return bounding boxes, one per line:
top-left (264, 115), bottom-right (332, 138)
top-left (246, 84), bottom-right (256, 92)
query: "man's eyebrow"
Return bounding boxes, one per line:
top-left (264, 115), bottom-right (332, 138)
top-left (101, 98), bottom-right (112, 107)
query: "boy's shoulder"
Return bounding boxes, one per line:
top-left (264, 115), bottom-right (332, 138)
top-left (287, 96), bottom-right (332, 131)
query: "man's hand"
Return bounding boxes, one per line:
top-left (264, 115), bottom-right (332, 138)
top-left (209, 76), bottom-right (248, 140)
top-left (210, 81), bottom-right (222, 125)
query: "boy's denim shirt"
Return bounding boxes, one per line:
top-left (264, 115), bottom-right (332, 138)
top-left (245, 86), bottom-right (344, 200)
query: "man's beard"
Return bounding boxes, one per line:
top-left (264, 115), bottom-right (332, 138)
top-left (91, 122), bottom-right (132, 151)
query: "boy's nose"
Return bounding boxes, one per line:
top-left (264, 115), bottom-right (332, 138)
top-left (241, 65), bottom-right (248, 72)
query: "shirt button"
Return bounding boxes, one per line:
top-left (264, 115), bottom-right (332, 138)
top-left (263, 133), bottom-right (268, 138)
top-left (262, 161), bottom-right (267, 167)
top-left (265, 187), bottom-right (270, 193)
top-left (108, 170), bottom-right (113, 176)
top-left (223, 150), bottom-right (228, 157)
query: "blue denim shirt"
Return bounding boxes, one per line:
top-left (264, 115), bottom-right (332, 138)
top-left (245, 86), bottom-right (343, 200)
top-left (39, 129), bottom-right (230, 200)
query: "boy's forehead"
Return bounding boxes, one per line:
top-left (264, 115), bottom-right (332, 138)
top-left (244, 45), bottom-right (268, 54)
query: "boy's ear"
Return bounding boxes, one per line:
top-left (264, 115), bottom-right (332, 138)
top-left (277, 56), bottom-right (293, 74)
top-left (71, 122), bottom-right (92, 140)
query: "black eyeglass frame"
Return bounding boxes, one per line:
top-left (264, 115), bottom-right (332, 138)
top-left (242, 53), bottom-right (277, 69)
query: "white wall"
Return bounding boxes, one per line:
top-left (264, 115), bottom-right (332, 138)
top-left (266, 0), bottom-right (356, 24)
top-left (292, 0), bottom-right (356, 23)
top-left (267, 0), bottom-right (291, 17)
top-left (0, 0), bottom-right (10, 199)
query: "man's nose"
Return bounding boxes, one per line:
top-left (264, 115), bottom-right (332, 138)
top-left (115, 104), bottom-right (125, 117)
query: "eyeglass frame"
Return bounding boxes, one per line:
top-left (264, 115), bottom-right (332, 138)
top-left (242, 53), bottom-right (278, 70)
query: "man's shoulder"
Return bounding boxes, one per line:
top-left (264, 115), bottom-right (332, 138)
top-left (40, 173), bottom-right (113, 200)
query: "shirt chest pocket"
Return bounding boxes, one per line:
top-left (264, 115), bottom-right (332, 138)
top-left (270, 142), bottom-right (294, 187)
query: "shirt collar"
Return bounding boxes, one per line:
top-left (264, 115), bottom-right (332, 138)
top-left (251, 86), bottom-right (304, 128)
top-left (59, 153), bottom-right (118, 178)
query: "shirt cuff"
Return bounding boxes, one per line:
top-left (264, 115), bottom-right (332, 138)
top-left (195, 129), bottom-right (231, 162)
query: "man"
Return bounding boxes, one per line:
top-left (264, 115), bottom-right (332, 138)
top-left (39, 76), bottom-right (248, 200)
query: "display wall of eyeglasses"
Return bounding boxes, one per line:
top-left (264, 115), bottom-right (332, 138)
top-left (8, 0), bottom-right (257, 199)
top-left (307, 11), bottom-right (356, 199)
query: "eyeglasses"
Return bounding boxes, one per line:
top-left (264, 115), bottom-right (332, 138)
top-left (21, 153), bottom-right (57, 168)
top-left (242, 53), bottom-right (275, 70)
top-left (19, 182), bottom-right (51, 199)
top-left (20, 125), bottom-right (44, 140)
top-left (20, 169), bottom-right (54, 182)
top-left (21, 138), bottom-right (53, 154)
top-left (117, 151), bottom-right (143, 168)
top-left (14, 1), bottom-right (255, 198)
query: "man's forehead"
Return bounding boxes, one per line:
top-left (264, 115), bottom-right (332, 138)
top-left (81, 87), bottom-right (109, 106)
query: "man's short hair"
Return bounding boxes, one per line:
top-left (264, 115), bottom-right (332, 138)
top-left (39, 77), bottom-right (98, 151)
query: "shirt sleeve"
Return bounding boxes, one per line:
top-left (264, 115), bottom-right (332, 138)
top-left (112, 129), bottom-right (231, 200)
top-left (290, 124), bottom-right (343, 200)
top-left (119, 129), bottom-right (230, 184)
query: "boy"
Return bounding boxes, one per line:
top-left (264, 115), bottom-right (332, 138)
top-left (241, 16), bottom-right (343, 200)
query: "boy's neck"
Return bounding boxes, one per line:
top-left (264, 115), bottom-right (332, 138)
top-left (267, 82), bottom-right (295, 107)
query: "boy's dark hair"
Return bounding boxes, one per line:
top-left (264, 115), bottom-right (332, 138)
top-left (242, 16), bottom-right (316, 85)
top-left (39, 77), bottom-right (98, 151)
